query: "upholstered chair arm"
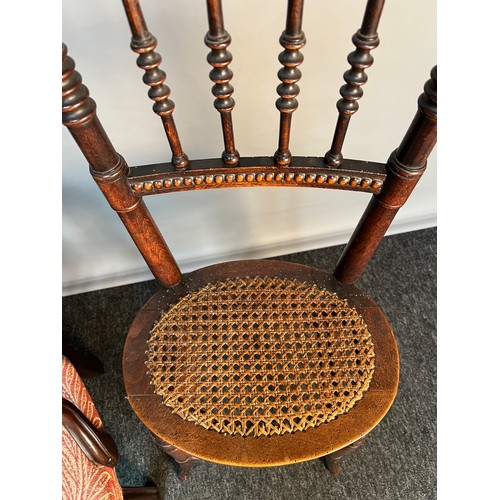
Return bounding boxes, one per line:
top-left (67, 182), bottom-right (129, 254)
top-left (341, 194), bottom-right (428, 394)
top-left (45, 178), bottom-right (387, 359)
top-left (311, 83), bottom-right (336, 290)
top-left (62, 397), bottom-right (119, 467)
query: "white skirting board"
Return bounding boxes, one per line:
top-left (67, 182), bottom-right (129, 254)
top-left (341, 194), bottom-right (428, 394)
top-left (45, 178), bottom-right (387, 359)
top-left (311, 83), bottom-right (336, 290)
top-left (62, 214), bottom-right (436, 297)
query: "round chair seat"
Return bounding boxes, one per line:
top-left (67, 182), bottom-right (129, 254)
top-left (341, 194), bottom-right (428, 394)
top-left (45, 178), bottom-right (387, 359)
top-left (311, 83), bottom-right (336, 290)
top-left (123, 260), bottom-right (399, 467)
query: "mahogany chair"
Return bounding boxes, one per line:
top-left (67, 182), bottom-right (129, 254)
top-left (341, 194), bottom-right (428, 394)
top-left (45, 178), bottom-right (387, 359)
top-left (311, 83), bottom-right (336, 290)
top-left (62, 0), bottom-right (436, 481)
top-left (62, 355), bottom-right (160, 499)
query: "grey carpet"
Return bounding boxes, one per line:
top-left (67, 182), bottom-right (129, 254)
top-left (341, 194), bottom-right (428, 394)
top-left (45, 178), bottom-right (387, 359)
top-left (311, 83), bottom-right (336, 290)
top-left (62, 227), bottom-right (436, 500)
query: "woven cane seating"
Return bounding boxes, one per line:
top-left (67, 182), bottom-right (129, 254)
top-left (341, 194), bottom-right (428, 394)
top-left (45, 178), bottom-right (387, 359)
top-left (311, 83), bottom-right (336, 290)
top-left (62, 0), bottom-right (436, 478)
top-left (145, 274), bottom-right (376, 438)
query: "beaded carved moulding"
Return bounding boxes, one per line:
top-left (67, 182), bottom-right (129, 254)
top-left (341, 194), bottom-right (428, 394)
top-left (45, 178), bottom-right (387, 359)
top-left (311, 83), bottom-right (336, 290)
top-left (146, 276), bottom-right (375, 437)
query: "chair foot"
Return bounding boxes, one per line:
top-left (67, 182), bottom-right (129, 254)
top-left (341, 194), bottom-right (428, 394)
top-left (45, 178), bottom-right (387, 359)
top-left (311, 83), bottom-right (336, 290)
top-left (122, 486), bottom-right (160, 499)
top-left (150, 433), bottom-right (199, 481)
top-left (323, 436), bottom-right (367, 477)
top-left (324, 454), bottom-right (341, 477)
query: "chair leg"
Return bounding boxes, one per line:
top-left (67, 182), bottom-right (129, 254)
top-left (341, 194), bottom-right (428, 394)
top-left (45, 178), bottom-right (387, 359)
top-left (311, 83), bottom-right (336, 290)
top-left (323, 436), bottom-right (367, 476)
top-left (150, 433), bottom-right (200, 481)
top-left (122, 487), bottom-right (161, 499)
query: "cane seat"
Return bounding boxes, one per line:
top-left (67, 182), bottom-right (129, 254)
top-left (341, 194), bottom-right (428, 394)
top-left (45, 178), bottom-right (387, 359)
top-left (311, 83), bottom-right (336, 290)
top-left (123, 260), bottom-right (398, 465)
top-left (63, 0), bottom-right (436, 475)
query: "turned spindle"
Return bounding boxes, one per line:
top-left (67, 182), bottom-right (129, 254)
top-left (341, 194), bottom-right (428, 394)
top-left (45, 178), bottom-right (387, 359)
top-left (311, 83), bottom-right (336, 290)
top-left (122, 0), bottom-right (189, 169)
top-left (62, 43), bottom-right (182, 287)
top-left (325, 0), bottom-right (385, 168)
top-left (205, 0), bottom-right (240, 165)
top-left (274, 0), bottom-right (306, 167)
top-left (150, 433), bottom-right (199, 481)
top-left (334, 66), bottom-right (437, 284)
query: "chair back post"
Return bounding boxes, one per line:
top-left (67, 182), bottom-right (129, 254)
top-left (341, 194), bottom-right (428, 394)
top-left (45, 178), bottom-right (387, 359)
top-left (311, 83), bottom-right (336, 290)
top-left (62, 44), bottom-right (182, 287)
top-left (333, 66), bottom-right (437, 284)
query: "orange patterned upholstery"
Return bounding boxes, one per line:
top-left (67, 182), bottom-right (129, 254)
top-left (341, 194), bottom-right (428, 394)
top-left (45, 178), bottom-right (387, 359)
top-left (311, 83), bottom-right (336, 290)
top-left (62, 355), bottom-right (123, 500)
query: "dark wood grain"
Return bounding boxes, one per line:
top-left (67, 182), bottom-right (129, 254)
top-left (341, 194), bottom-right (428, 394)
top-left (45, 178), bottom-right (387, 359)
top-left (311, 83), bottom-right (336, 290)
top-left (62, 44), bottom-right (182, 287)
top-left (62, 340), bottom-right (104, 378)
top-left (325, 0), bottom-right (385, 167)
top-left (122, 0), bottom-right (189, 169)
top-left (334, 66), bottom-right (437, 284)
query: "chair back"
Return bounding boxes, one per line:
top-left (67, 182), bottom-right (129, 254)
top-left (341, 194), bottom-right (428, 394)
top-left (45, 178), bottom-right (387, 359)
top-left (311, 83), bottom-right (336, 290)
top-left (62, 0), bottom-right (437, 287)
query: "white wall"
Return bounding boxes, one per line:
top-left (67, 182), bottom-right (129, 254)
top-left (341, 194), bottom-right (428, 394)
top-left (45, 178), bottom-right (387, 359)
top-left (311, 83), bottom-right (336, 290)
top-left (62, 0), bottom-right (437, 296)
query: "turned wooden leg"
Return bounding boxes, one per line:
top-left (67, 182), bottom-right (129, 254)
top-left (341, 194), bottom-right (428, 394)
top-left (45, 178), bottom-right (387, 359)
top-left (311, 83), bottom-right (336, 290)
top-left (324, 436), bottom-right (367, 476)
top-left (151, 433), bottom-right (199, 481)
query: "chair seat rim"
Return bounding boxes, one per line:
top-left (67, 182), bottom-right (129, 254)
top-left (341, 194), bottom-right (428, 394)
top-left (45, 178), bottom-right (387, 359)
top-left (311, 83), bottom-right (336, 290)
top-left (122, 259), bottom-right (399, 467)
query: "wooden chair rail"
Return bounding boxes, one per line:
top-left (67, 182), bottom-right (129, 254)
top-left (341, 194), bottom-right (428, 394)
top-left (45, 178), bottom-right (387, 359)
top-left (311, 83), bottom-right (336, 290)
top-left (122, 0), bottom-right (189, 169)
top-left (127, 156), bottom-right (387, 196)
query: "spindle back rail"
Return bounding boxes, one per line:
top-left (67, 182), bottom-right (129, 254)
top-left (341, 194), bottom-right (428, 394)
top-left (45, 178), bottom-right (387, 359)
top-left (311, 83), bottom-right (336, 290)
top-left (62, 0), bottom-right (436, 288)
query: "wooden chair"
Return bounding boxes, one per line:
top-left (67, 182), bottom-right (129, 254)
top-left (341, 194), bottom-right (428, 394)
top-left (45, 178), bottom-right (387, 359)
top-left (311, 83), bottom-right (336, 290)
top-left (62, 355), bottom-right (160, 499)
top-left (62, 0), bottom-right (436, 480)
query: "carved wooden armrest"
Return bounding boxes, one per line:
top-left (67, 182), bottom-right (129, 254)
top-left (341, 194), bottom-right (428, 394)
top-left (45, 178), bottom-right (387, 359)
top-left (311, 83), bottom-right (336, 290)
top-left (62, 397), bottom-right (118, 467)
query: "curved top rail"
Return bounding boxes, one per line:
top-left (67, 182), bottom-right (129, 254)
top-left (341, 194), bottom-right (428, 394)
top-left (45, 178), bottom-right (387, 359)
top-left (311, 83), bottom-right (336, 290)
top-left (128, 156), bottom-right (386, 196)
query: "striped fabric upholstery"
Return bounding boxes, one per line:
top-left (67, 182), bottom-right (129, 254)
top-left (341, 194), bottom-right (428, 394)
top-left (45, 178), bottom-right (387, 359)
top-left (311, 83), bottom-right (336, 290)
top-left (62, 355), bottom-right (123, 500)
